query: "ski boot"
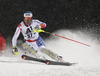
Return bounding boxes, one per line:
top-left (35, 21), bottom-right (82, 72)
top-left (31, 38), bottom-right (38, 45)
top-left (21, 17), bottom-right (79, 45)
top-left (55, 55), bottom-right (64, 62)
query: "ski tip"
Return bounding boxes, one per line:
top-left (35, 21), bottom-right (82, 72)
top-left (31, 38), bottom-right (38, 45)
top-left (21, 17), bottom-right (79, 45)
top-left (21, 55), bottom-right (27, 60)
top-left (22, 56), bottom-right (26, 60)
top-left (46, 61), bottom-right (50, 65)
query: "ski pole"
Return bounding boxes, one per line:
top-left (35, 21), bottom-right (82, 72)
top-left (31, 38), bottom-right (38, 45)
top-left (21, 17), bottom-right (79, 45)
top-left (40, 30), bottom-right (91, 47)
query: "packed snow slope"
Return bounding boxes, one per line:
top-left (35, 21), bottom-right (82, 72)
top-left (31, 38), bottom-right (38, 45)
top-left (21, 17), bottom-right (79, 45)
top-left (0, 29), bottom-right (100, 76)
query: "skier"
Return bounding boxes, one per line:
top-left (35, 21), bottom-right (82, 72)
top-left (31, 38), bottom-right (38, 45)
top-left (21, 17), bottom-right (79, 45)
top-left (0, 33), bottom-right (6, 55)
top-left (12, 11), bottom-right (63, 62)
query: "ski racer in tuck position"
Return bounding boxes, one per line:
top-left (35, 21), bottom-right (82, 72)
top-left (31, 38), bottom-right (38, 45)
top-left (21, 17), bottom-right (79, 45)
top-left (12, 11), bottom-right (63, 62)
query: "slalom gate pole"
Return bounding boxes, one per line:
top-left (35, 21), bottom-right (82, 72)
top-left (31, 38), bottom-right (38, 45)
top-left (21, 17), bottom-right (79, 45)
top-left (41, 30), bottom-right (91, 47)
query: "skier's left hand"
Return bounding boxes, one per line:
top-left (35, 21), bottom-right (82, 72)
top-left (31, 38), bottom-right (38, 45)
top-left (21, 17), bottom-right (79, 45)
top-left (34, 25), bottom-right (44, 33)
top-left (34, 25), bottom-right (41, 30)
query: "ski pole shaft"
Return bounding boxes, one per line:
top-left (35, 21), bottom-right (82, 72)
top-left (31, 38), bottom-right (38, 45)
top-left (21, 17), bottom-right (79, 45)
top-left (41, 30), bottom-right (91, 47)
top-left (54, 34), bottom-right (90, 47)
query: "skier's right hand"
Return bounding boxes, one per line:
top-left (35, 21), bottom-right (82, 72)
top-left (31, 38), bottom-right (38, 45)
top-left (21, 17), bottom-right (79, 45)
top-left (12, 46), bottom-right (18, 55)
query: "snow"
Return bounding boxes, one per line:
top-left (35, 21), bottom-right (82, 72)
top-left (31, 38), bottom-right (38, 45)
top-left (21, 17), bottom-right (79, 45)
top-left (0, 29), bottom-right (100, 76)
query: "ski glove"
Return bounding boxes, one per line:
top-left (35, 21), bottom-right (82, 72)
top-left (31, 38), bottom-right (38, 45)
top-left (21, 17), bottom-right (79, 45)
top-left (34, 25), bottom-right (41, 30)
top-left (34, 25), bottom-right (44, 33)
top-left (12, 46), bottom-right (18, 55)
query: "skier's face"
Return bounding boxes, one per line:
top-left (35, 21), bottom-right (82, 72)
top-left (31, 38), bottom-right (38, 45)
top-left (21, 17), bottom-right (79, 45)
top-left (24, 17), bottom-right (32, 24)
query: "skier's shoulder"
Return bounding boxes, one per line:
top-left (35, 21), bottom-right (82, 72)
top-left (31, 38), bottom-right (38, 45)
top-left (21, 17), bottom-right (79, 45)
top-left (32, 19), bottom-right (41, 23)
top-left (17, 21), bottom-right (23, 28)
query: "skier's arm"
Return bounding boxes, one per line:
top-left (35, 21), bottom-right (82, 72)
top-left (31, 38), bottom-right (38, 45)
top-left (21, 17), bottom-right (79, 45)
top-left (35, 20), bottom-right (46, 28)
top-left (12, 25), bottom-right (21, 47)
top-left (40, 23), bottom-right (46, 29)
top-left (34, 20), bottom-right (46, 33)
top-left (12, 24), bottom-right (21, 55)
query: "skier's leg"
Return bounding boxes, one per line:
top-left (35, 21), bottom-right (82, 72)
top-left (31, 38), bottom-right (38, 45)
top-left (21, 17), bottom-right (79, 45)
top-left (40, 48), bottom-right (63, 62)
top-left (23, 41), bottom-right (46, 59)
top-left (40, 48), bottom-right (57, 59)
top-left (36, 36), bottom-right (63, 61)
top-left (23, 42), bottom-right (37, 56)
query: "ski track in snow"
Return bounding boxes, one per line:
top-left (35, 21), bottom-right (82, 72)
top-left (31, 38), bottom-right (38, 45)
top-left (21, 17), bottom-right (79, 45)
top-left (0, 29), bottom-right (100, 76)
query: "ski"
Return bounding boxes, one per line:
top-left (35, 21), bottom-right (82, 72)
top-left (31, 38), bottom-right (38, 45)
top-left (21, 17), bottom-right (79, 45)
top-left (21, 55), bottom-right (76, 66)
